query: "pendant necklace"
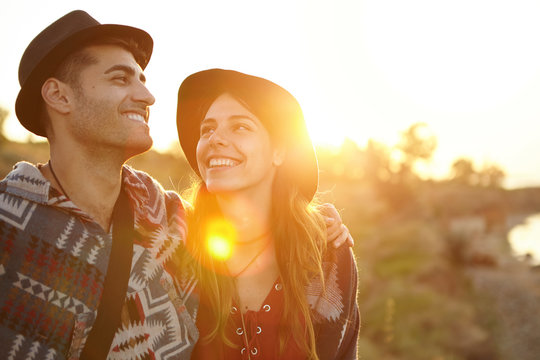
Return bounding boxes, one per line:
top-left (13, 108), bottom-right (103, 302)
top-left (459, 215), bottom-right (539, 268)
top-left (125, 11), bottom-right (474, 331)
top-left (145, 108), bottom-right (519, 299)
top-left (231, 231), bottom-right (272, 278)
top-left (48, 160), bottom-right (71, 200)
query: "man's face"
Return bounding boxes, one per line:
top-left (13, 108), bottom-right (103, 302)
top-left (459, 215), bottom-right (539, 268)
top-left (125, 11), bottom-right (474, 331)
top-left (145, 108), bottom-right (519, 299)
top-left (67, 45), bottom-right (155, 158)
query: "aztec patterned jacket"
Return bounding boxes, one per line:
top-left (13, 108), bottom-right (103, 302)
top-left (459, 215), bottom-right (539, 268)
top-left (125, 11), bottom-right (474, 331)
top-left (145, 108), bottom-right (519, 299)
top-left (311, 245), bottom-right (360, 359)
top-left (0, 162), bottom-right (199, 360)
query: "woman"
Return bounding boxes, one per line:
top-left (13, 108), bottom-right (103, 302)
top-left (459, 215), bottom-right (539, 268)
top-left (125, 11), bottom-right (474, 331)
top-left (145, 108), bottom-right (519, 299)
top-left (176, 69), bottom-right (359, 359)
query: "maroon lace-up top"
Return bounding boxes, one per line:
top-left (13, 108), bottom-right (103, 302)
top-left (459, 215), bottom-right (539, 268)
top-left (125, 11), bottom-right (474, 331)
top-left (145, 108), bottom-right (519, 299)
top-left (192, 278), bottom-right (306, 359)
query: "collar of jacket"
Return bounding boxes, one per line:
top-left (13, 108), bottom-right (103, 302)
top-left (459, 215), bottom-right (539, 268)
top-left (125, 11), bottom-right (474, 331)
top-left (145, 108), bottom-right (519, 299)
top-left (1, 161), bottom-right (151, 223)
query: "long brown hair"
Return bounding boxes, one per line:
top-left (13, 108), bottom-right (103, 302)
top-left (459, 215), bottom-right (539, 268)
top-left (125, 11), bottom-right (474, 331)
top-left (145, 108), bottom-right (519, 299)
top-left (183, 92), bottom-right (327, 358)
top-left (185, 170), bottom-right (327, 359)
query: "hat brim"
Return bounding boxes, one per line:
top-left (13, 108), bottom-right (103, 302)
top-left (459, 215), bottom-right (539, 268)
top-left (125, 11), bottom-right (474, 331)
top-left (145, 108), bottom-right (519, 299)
top-left (176, 69), bottom-right (318, 201)
top-left (16, 24), bottom-right (153, 137)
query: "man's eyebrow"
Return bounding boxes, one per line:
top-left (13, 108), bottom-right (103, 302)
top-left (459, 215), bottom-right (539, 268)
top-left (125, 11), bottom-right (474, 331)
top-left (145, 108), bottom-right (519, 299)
top-left (104, 65), bottom-right (146, 82)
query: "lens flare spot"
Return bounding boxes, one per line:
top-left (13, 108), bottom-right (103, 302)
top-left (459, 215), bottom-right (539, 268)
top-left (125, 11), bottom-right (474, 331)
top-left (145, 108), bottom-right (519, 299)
top-left (206, 219), bottom-right (236, 260)
top-left (207, 235), bottom-right (233, 260)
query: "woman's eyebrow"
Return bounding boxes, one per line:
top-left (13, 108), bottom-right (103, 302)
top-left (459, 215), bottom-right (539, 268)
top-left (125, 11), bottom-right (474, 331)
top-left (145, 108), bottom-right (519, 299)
top-left (200, 118), bottom-right (216, 125)
top-left (200, 115), bottom-right (256, 126)
top-left (229, 114), bottom-right (256, 122)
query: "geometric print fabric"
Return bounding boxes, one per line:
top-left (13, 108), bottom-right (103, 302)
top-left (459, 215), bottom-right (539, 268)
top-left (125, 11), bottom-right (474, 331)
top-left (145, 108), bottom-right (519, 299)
top-left (0, 214), bottom-right (106, 359)
top-left (0, 162), bottom-right (197, 359)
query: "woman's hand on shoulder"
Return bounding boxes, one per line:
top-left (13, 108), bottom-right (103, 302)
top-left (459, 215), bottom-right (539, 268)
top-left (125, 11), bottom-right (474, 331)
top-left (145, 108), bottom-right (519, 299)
top-left (319, 203), bottom-right (354, 248)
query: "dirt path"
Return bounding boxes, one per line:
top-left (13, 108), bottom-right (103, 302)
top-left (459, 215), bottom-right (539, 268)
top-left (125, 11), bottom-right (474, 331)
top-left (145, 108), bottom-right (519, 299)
top-left (468, 264), bottom-right (540, 360)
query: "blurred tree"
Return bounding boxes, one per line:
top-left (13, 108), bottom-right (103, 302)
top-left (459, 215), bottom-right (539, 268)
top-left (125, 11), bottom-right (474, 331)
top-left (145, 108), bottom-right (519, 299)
top-left (451, 158), bottom-right (506, 188)
top-left (451, 157), bottom-right (477, 185)
top-left (478, 163), bottom-right (506, 188)
top-left (396, 122), bottom-right (437, 175)
top-left (364, 139), bottom-right (392, 184)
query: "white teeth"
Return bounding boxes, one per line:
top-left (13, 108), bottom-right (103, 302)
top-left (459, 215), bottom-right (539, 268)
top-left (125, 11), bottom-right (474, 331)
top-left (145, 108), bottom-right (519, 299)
top-left (126, 113), bottom-right (145, 123)
top-left (209, 158), bottom-right (238, 168)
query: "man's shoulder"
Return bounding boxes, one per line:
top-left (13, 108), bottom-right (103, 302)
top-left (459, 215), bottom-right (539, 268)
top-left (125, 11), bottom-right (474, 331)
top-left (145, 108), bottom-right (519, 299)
top-left (0, 161), bottom-right (49, 204)
top-left (122, 165), bottom-right (182, 204)
top-left (123, 165), bottom-right (162, 189)
top-left (123, 165), bottom-right (180, 198)
top-left (121, 165), bottom-right (188, 228)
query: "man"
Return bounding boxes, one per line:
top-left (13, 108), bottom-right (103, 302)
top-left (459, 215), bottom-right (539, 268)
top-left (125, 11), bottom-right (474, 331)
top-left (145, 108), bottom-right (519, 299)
top-left (0, 10), bottom-right (198, 359)
top-left (0, 10), bottom-right (352, 360)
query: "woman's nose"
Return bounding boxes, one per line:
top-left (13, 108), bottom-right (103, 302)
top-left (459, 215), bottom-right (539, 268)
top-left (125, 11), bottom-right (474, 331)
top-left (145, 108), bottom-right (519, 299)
top-left (208, 128), bottom-right (228, 146)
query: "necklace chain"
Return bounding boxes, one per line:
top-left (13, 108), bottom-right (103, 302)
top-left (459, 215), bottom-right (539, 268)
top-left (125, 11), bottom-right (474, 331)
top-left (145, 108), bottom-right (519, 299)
top-left (48, 160), bottom-right (70, 200)
top-left (231, 231), bottom-right (272, 358)
top-left (239, 307), bottom-right (252, 360)
top-left (231, 232), bottom-right (272, 278)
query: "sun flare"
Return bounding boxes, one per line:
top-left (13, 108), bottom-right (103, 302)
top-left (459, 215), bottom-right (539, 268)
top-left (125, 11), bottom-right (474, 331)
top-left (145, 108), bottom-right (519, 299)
top-left (206, 218), bottom-right (236, 261)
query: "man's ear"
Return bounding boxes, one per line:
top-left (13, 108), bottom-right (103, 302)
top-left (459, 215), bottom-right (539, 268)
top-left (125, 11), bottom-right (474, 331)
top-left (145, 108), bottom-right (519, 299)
top-left (273, 146), bottom-right (286, 167)
top-left (41, 78), bottom-right (72, 114)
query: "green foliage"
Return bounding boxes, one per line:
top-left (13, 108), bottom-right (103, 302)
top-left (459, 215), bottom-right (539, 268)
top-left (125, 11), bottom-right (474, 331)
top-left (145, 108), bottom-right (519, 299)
top-left (357, 221), bottom-right (497, 359)
top-left (0, 140), bottom-right (49, 176)
top-left (374, 252), bottom-right (428, 278)
top-left (0, 106), bottom-right (8, 143)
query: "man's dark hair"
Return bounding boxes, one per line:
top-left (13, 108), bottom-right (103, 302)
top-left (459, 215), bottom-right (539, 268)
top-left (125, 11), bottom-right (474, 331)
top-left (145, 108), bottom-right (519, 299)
top-left (52, 35), bottom-right (145, 86)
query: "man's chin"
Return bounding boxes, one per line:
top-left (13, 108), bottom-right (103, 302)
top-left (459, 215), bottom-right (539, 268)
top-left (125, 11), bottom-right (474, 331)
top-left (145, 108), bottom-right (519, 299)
top-left (123, 139), bottom-right (153, 159)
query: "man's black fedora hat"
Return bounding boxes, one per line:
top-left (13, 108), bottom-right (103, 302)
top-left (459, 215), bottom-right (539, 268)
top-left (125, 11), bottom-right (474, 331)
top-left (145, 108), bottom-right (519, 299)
top-left (15, 10), bottom-right (153, 137)
top-left (177, 69), bottom-right (319, 201)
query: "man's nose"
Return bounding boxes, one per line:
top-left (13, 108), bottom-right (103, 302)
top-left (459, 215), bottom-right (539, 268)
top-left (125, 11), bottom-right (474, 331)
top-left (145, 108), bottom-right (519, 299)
top-left (133, 81), bottom-right (156, 106)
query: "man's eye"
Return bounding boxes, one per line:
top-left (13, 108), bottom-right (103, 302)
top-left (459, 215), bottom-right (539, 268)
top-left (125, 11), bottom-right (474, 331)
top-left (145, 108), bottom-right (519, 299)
top-left (114, 76), bottom-right (128, 83)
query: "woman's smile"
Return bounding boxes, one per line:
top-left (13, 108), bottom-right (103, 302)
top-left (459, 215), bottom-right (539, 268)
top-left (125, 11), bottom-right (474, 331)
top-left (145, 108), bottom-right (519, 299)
top-left (208, 157), bottom-right (240, 168)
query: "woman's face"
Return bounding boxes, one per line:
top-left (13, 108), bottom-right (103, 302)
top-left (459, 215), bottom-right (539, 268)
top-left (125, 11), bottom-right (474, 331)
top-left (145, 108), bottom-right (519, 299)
top-left (196, 93), bottom-right (283, 196)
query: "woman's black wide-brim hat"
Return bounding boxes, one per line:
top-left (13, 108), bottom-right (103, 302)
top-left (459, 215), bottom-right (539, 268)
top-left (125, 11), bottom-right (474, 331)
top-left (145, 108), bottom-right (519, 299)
top-left (16, 10), bottom-right (153, 137)
top-left (176, 69), bottom-right (319, 201)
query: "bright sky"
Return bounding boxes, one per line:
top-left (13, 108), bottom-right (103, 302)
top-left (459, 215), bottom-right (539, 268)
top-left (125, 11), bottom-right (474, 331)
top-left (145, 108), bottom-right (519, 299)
top-left (1, 0), bottom-right (540, 188)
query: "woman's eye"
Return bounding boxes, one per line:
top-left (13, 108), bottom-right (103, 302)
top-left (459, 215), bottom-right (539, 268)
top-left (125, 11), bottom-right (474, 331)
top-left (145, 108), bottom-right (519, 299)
top-left (234, 124), bottom-right (249, 131)
top-left (200, 126), bottom-right (214, 136)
